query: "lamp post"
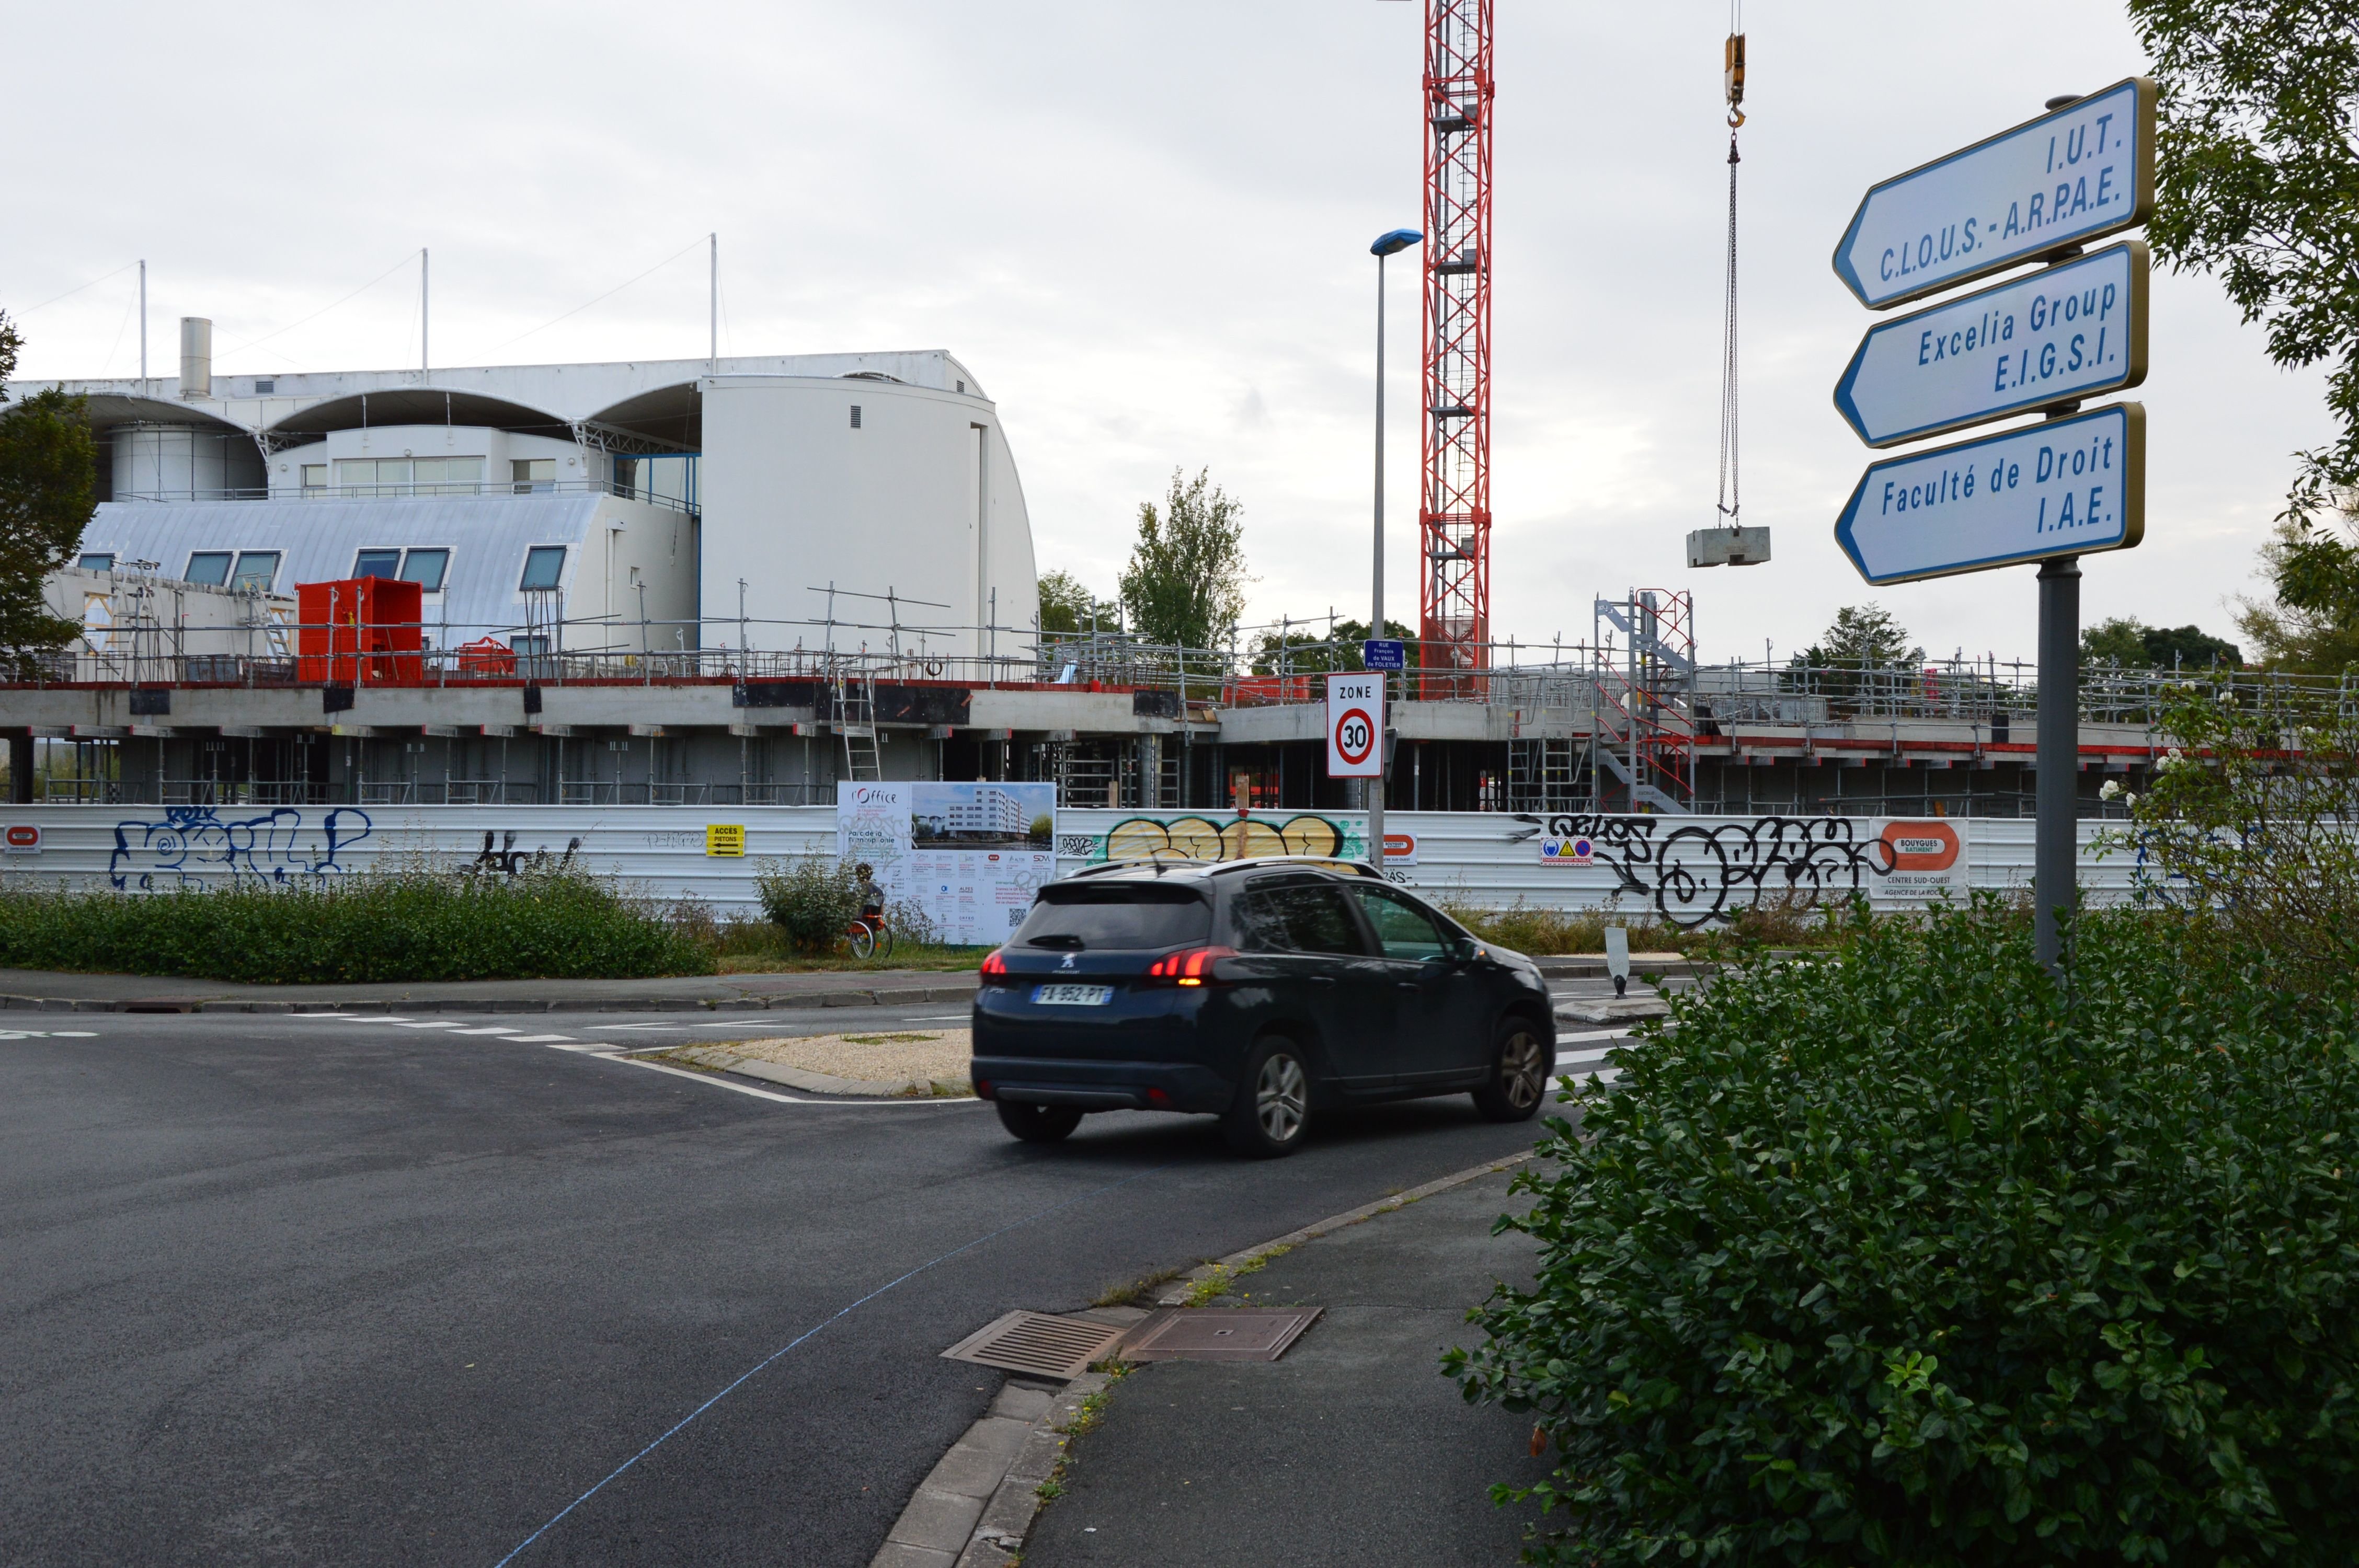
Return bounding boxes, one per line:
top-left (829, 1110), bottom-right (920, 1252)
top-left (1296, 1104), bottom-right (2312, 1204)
top-left (1368, 227), bottom-right (1423, 871)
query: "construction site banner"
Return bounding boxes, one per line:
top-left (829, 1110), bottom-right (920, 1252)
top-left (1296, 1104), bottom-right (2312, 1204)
top-left (837, 782), bottom-right (1058, 946)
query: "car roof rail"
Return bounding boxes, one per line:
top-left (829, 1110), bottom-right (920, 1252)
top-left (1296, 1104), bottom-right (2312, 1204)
top-left (1205, 855), bottom-right (1384, 879)
top-left (1065, 858), bottom-right (1212, 880)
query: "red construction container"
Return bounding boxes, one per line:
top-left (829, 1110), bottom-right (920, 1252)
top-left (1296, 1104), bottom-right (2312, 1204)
top-left (457, 636), bottom-right (518, 676)
top-left (297, 577), bottom-right (424, 685)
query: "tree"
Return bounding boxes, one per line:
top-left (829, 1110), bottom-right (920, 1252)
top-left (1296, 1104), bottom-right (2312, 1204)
top-left (1117, 468), bottom-right (1250, 651)
top-left (2132, 1), bottom-right (2359, 524)
top-left (2234, 512), bottom-right (2359, 672)
top-left (1790, 604), bottom-right (1923, 671)
top-left (0, 312), bottom-right (94, 673)
top-left (2082, 614), bottom-right (2243, 668)
top-left (1034, 569), bottom-right (1120, 637)
top-left (1247, 616), bottom-right (1418, 674)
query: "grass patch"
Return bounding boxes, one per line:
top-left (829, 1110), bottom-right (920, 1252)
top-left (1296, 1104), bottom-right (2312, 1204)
top-left (0, 869), bottom-right (711, 983)
top-left (1092, 1267), bottom-right (1183, 1309)
top-left (1185, 1247), bottom-right (1288, 1307)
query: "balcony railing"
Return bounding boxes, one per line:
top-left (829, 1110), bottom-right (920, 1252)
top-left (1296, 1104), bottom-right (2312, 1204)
top-left (109, 477), bottom-right (697, 516)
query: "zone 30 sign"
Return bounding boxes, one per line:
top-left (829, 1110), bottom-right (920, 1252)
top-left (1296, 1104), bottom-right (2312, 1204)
top-left (1325, 672), bottom-right (1384, 780)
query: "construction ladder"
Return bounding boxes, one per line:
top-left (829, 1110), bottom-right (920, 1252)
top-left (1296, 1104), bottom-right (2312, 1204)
top-left (832, 668), bottom-right (881, 781)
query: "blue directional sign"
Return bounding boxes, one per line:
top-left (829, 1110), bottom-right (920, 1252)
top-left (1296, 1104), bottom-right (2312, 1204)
top-left (1361, 639), bottom-right (1405, 671)
top-left (1834, 402), bottom-right (2145, 585)
top-left (1834, 243), bottom-right (2148, 447)
top-left (1833, 78), bottom-right (2154, 310)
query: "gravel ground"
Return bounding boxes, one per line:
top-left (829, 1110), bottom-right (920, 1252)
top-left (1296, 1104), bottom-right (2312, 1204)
top-left (706, 1029), bottom-right (971, 1086)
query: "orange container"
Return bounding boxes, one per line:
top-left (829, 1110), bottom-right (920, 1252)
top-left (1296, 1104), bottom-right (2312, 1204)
top-left (297, 577), bottom-right (424, 685)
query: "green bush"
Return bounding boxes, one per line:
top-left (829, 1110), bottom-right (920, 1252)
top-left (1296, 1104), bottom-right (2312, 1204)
top-left (0, 868), bottom-right (713, 983)
top-left (753, 853), bottom-right (865, 953)
top-left (1451, 900), bottom-right (2359, 1564)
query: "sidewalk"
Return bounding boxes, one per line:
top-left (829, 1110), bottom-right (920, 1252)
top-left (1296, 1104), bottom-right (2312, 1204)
top-left (0, 965), bottom-right (980, 1013)
top-left (1021, 1166), bottom-right (1552, 1567)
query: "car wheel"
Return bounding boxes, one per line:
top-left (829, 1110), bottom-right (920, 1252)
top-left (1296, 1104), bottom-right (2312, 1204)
top-left (1472, 1018), bottom-right (1552, 1122)
top-left (1224, 1039), bottom-right (1311, 1158)
top-left (997, 1100), bottom-right (1083, 1144)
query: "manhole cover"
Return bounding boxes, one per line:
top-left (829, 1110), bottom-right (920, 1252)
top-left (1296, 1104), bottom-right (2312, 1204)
top-left (1121, 1308), bottom-right (1322, 1363)
top-left (941, 1311), bottom-right (1131, 1380)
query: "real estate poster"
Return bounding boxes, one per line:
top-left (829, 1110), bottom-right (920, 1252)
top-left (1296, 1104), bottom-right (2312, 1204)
top-left (837, 781), bottom-right (1059, 946)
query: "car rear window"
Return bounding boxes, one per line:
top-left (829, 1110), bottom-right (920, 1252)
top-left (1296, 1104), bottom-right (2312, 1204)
top-left (1014, 884), bottom-right (1212, 950)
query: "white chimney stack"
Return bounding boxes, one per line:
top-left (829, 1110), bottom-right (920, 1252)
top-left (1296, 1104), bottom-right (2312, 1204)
top-left (179, 317), bottom-right (212, 398)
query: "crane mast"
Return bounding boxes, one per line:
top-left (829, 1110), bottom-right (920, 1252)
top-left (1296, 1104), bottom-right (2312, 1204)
top-left (1418, 0), bottom-right (1494, 692)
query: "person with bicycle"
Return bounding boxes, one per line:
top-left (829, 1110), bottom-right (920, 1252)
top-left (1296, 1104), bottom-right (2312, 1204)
top-left (848, 863), bottom-right (895, 961)
top-left (855, 863), bottom-right (885, 923)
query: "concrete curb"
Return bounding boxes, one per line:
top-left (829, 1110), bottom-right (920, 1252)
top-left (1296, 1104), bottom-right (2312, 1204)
top-left (1149, 1150), bottom-right (1535, 1308)
top-left (0, 982), bottom-right (979, 1015)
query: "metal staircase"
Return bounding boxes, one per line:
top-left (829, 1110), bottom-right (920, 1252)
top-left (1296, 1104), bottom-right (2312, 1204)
top-left (832, 667), bottom-right (881, 781)
top-left (1589, 591), bottom-right (1698, 813)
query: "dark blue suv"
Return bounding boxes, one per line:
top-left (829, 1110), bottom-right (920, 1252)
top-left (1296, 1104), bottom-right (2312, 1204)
top-left (971, 858), bottom-right (1556, 1157)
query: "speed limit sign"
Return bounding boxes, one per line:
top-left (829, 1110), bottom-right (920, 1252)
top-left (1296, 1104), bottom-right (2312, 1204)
top-left (1325, 672), bottom-right (1385, 778)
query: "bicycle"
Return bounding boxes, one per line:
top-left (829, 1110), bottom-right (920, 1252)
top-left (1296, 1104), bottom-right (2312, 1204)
top-left (845, 914), bottom-right (895, 963)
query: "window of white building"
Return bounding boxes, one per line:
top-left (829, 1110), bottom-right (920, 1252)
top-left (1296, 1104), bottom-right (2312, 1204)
top-left (230, 551), bottom-right (280, 591)
top-left (185, 551), bottom-right (233, 586)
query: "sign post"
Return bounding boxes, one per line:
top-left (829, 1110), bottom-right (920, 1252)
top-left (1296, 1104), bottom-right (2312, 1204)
top-left (1326, 671), bottom-right (1384, 861)
top-left (1831, 84), bottom-right (2156, 974)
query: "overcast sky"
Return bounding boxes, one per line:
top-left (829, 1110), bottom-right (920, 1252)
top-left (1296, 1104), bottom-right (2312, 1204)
top-left (2, 1), bottom-right (2324, 666)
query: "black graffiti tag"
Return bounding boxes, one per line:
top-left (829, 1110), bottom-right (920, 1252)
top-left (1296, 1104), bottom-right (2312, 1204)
top-left (470, 831), bottom-right (583, 877)
top-left (1527, 814), bottom-right (1879, 930)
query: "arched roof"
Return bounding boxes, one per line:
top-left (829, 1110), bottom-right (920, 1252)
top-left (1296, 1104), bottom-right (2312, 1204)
top-left (67, 393), bottom-right (249, 440)
top-left (265, 388), bottom-right (576, 443)
top-left (585, 383), bottom-right (700, 452)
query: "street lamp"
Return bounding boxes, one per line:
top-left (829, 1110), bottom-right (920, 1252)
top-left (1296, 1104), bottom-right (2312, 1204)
top-left (1368, 227), bottom-right (1422, 872)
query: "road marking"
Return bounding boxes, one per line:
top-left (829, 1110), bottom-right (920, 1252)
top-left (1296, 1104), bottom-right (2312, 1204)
top-left (0, 1030), bottom-right (99, 1039)
top-left (506, 1034), bottom-right (579, 1044)
top-left (338, 1016), bottom-right (410, 1023)
top-left (585, 1023), bottom-right (692, 1032)
top-left (610, 1054), bottom-right (972, 1107)
top-left (1553, 1028), bottom-right (1634, 1046)
top-left (1558, 1046), bottom-right (1622, 1065)
top-left (446, 1026), bottom-right (522, 1035)
top-left (908, 1013), bottom-right (972, 1021)
top-left (393, 1021), bottom-right (468, 1030)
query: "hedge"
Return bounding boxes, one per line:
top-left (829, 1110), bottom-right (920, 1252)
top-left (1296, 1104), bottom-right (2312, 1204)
top-left (1451, 900), bottom-right (2359, 1565)
top-left (0, 870), bottom-right (714, 984)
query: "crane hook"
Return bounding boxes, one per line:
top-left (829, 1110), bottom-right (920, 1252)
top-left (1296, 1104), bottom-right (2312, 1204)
top-left (1724, 32), bottom-right (1746, 129)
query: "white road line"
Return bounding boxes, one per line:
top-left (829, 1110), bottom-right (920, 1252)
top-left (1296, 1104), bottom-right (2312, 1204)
top-left (610, 1054), bottom-right (971, 1107)
top-left (1553, 1028), bottom-right (1634, 1046)
top-left (1558, 1047), bottom-right (1621, 1065)
top-left (907, 1014), bottom-right (972, 1021)
top-left (393, 1021), bottom-right (468, 1030)
top-left (506, 1034), bottom-right (579, 1044)
top-left (339, 1016), bottom-right (410, 1024)
top-left (585, 1023), bottom-right (690, 1032)
top-left (447, 1027), bottom-right (521, 1036)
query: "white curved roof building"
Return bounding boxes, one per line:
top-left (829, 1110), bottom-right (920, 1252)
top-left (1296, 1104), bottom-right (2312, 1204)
top-left (12, 345), bottom-right (1039, 658)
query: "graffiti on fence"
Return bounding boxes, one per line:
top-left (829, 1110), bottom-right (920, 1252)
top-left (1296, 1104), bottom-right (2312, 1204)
top-left (469, 830), bottom-right (583, 876)
top-left (1521, 814), bottom-right (1964, 929)
top-left (1084, 812), bottom-right (1362, 866)
top-left (108, 806), bottom-right (375, 890)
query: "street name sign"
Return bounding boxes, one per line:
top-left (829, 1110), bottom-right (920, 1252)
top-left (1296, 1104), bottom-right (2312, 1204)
top-left (1325, 672), bottom-right (1384, 779)
top-left (1834, 402), bottom-right (2144, 585)
top-left (1834, 241), bottom-right (2147, 446)
top-left (1833, 78), bottom-right (2154, 310)
top-left (1361, 638), bottom-right (1405, 671)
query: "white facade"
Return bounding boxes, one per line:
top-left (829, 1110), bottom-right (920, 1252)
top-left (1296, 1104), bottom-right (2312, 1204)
top-left (9, 350), bottom-right (1039, 659)
top-left (699, 376), bottom-right (1037, 660)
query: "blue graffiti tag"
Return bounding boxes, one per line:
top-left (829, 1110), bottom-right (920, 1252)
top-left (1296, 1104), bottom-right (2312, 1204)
top-left (108, 806), bottom-right (374, 890)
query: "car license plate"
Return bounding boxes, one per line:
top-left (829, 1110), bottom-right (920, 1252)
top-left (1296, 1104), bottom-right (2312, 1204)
top-left (1033, 984), bottom-right (1113, 1006)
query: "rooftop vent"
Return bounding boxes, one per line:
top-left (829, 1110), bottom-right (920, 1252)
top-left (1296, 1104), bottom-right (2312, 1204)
top-left (850, 405), bottom-right (862, 429)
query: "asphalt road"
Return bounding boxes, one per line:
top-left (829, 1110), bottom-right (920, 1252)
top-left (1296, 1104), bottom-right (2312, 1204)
top-left (0, 1001), bottom-right (1553, 1566)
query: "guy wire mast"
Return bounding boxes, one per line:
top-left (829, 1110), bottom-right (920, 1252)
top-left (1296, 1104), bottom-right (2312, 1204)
top-left (1418, 0), bottom-right (1493, 693)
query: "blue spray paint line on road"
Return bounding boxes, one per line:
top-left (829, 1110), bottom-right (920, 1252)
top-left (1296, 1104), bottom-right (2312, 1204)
top-left (489, 1162), bottom-right (1172, 1566)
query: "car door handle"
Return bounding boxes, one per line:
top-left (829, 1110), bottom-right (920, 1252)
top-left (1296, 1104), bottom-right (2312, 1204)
top-left (1309, 975), bottom-right (1337, 985)
top-left (1394, 982), bottom-right (1418, 992)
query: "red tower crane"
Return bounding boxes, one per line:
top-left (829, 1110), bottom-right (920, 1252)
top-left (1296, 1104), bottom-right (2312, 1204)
top-left (1418, 0), bottom-right (1493, 691)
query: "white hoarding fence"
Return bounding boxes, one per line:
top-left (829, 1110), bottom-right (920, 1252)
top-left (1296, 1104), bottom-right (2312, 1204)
top-left (0, 802), bottom-right (2141, 937)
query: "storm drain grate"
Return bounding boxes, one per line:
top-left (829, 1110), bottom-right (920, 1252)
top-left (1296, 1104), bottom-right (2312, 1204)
top-left (940, 1311), bottom-right (1132, 1380)
top-left (1120, 1308), bottom-right (1323, 1363)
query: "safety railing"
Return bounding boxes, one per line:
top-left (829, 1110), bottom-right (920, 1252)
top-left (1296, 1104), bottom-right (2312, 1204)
top-left (110, 477), bottom-right (698, 516)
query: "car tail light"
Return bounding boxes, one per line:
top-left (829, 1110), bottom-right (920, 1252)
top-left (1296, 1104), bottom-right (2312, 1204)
top-left (1141, 945), bottom-right (1237, 987)
top-left (980, 950), bottom-right (1013, 986)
